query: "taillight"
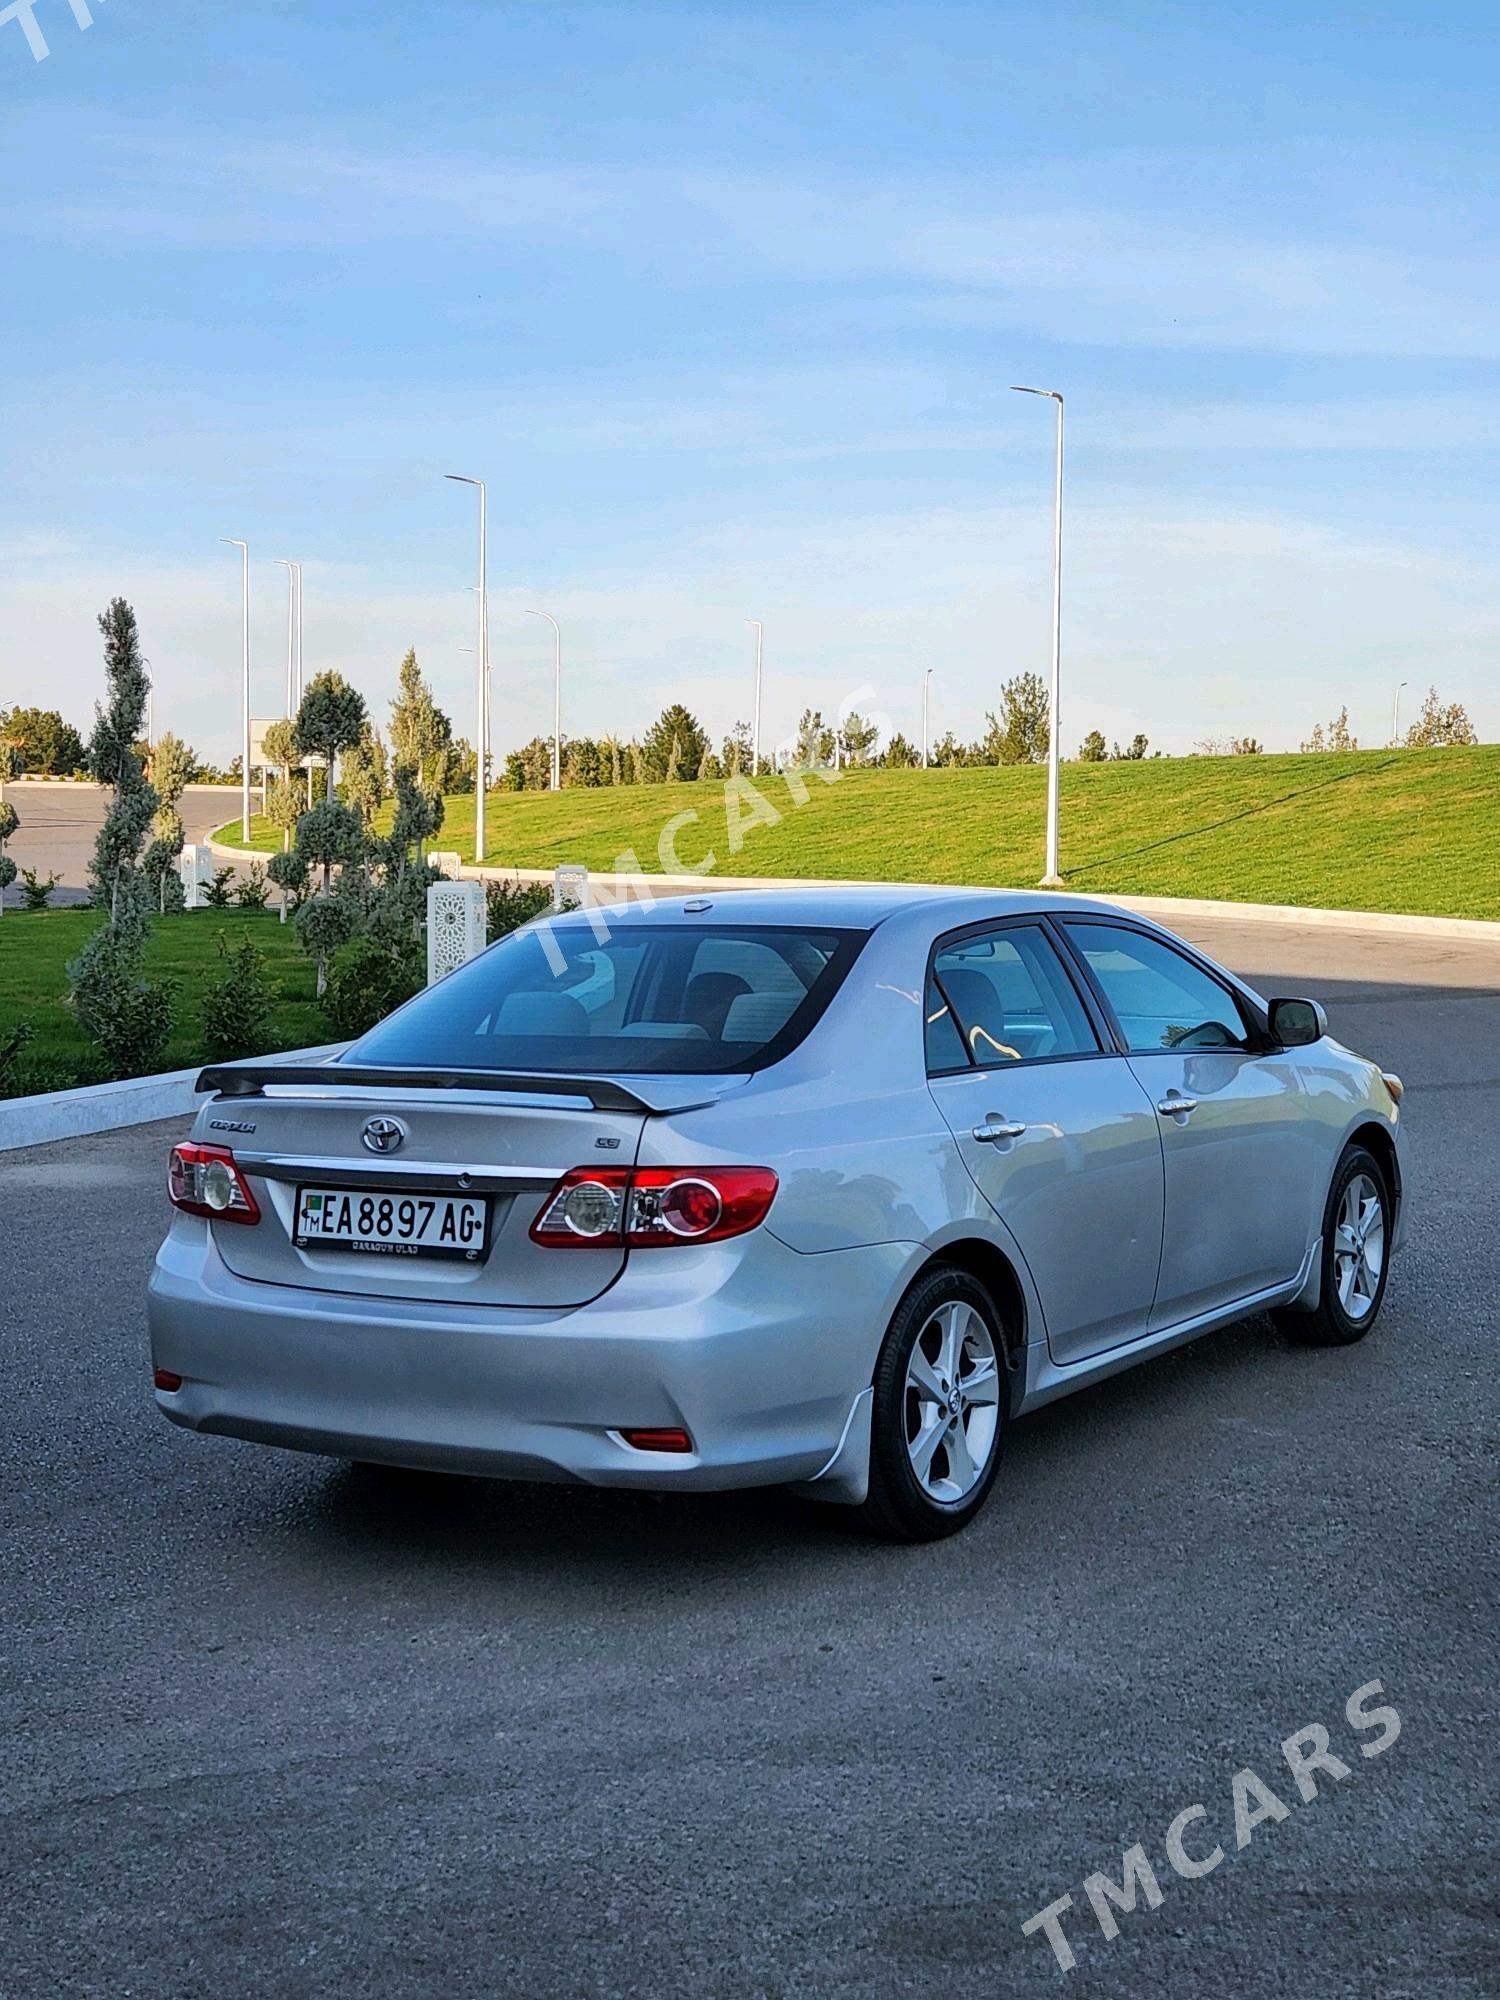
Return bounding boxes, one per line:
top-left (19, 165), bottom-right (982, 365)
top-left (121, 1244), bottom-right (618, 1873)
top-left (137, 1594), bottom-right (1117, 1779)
top-left (530, 1166), bottom-right (777, 1247)
top-left (167, 1141), bottom-right (261, 1224)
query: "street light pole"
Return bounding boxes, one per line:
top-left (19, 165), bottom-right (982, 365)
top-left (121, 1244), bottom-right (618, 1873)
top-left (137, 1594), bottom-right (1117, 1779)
top-left (274, 560), bottom-right (296, 716)
top-left (921, 667), bottom-right (933, 768)
top-left (292, 562), bottom-right (303, 710)
top-left (220, 537), bottom-right (251, 841)
top-left (748, 619), bottom-right (763, 776)
top-left (446, 476), bottom-right (489, 862)
top-left (1012, 386), bottom-right (1065, 887)
top-left (527, 610), bottom-right (563, 789)
top-left (1392, 679), bottom-right (1408, 747)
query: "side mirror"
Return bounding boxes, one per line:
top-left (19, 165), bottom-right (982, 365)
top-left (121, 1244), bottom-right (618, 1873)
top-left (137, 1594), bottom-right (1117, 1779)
top-left (1268, 996), bottom-right (1327, 1048)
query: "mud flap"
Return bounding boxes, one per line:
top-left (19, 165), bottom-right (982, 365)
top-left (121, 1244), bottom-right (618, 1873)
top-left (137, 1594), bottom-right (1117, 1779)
top-left (789, 1387), bottom-right (873, 1507)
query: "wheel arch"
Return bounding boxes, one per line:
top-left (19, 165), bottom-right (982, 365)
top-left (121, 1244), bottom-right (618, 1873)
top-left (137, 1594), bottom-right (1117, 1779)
top-left (1347, 1119), bottom-right (1401, 1223)
top-left (911, 1237), bottom-right (1029, 1367)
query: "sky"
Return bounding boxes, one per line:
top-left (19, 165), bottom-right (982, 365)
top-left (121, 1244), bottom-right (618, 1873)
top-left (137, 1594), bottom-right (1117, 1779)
top-left (1, 0), bottom-right (1497, 766)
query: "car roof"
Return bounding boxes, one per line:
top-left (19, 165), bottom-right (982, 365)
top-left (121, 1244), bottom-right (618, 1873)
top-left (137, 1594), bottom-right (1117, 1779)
top-left (538, 883), bottom-right (1140, 932)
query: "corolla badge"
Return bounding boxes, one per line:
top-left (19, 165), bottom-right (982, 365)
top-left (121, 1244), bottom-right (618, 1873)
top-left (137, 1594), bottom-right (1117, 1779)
top-left (361, 1115), bottom-right (408, 1156)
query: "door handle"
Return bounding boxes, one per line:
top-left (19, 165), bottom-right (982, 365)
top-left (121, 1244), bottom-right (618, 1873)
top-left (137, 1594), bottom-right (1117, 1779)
top-left (1156, 1094), bottom-right (1198, 1119)
top-left (972, 1119), bottom-right (1027, 1143)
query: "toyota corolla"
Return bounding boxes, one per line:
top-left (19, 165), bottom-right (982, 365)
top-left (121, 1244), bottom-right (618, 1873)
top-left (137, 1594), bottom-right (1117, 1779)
top-left (147, 887), bottom-right (1405, 1540)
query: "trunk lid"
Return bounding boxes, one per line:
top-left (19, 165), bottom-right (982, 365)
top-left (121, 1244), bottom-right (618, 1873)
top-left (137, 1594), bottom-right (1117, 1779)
top-left (203, 1079), bottom-right (649, 1308)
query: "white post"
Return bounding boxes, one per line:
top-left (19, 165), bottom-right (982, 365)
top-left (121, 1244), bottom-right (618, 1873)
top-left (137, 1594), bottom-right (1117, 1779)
top-left (1012, 386), bottom-right (1065, 886)
top-left (748, 618), bottom-right (763, 776)
top-left (921, 667), bottom-right (932, 769)
top-left (220, 538), bottom-right (251, 842)
top-left (426, 879), bottom-right (486, 986)
top-left (180, 844), bottom-right (211, 910)
top-left (1392, 679), bottom-right (1407, 747)
top-left (553, 863), bottom-right (588, 911)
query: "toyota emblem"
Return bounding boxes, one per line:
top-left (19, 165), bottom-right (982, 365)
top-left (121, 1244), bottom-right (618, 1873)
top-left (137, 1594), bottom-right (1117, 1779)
top-left (361, 1115), bottom-right (408, 1155)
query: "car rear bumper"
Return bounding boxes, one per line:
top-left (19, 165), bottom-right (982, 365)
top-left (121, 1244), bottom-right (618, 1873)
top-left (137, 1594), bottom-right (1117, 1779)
top-left (147, 1219), bottom-right (909, 1491)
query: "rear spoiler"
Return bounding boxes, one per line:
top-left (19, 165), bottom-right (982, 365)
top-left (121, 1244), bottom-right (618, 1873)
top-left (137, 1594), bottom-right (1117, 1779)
top-left (195, 1063), bottom-right (656, 1115)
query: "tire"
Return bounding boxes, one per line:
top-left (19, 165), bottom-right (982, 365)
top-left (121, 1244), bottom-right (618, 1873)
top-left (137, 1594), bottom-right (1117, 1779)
top-left (854, 1265), bottom-right (1010, 1542)
top-left (1274, 1145), bottom-right (1392, 1348)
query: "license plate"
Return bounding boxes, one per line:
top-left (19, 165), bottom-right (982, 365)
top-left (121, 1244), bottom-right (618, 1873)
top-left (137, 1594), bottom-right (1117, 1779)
top-left (294, 1186), bottom-right (489, 1261)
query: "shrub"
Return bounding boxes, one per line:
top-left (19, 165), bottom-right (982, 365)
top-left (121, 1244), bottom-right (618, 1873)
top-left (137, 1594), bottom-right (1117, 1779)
top-left (18, 868), bottom-right (61, 910)
top-left (0, 797), bottom-right (18, 907)
top-left (143, 835), bottom-right (186, 913)
top-left (199, 931), bottom-right (274, 1064)
top-left (322, 932), bottom-right (425, 1040)
top-left (204, 865), bottom-right (236, 908)
top-left (235, 863), bottom-right (271, 910)
top-left (2, 1051), bottom-right (110, 1102)
top-left (0, 1023), bottom-right (34, 1094)
top-left (486, 876), bottom-right (553, 941)
top-left (65, 924), bottom-right (175, 1079)
top-left (295, 798), bottom-right (365, 890)
top-left (295, 892), bottom-right (360, 996)
top-left (85, 598), bottom-right (159, 920)
top-left (268, 847), bottom-right (309, 917)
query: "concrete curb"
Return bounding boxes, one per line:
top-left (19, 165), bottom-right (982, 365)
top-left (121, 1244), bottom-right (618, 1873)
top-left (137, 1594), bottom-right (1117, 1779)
top-left (206, 835), bottom-right (1500, 944)
top-left (0, 1044), bottom-right (346, 1156)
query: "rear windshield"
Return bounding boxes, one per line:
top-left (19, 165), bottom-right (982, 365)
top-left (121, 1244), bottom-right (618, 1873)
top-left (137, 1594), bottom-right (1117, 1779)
top-left (347, 922), bottom-right (867, 1076)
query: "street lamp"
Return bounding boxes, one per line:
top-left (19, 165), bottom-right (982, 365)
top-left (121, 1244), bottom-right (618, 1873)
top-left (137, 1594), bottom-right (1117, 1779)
top-left (748, 619), bottom-right (764, 776)
top-left (292, 561), bottom-right (303, 710)
top-left (1392, 679), bottom-right (1408, 747)
top-left (274, 560), bottom-right (297, 717)
top-left (446, 475), bottom-right (489, 863)
top-left (921, 666), bottom-right (933, 769)
top-left (527, 610), bottom-right (563, 790)
top-left (220, 537), bottom-right (251, 841)
top-left (1012, 386), bottom-right (1065, 887)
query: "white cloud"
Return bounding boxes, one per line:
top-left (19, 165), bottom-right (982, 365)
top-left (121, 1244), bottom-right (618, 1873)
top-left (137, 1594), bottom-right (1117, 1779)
top-left (3, 499), bottom-right (1493, 767)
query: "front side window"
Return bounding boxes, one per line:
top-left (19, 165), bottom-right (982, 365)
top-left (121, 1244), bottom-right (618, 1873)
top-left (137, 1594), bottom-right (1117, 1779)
top-left (347, 923), bottom-right (864, 1075)
top-left (1062, 922), bottom-right (1252, 1054)
top-left (930, 924), bottom-right (1099, 1069)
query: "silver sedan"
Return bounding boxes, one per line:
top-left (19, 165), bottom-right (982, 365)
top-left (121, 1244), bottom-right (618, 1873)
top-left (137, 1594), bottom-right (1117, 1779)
top-left (148, 887), bottom-right (1406, 1540)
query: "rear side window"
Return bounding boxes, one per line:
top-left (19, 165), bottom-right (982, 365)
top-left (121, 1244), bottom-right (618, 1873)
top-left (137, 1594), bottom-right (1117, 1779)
top-left (347, 924), bottom-right (865, 1075)
top-left (930, 924), bottom-right (1099, 1069)
top-left (1062, 922), bottom-right (1251, 1053)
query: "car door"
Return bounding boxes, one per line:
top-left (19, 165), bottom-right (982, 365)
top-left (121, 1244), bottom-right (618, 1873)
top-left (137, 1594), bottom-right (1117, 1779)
top-left (925, 919), bottom-right (1166, 1365)
top-left (1057, 918), bottom-right (1317, 1330)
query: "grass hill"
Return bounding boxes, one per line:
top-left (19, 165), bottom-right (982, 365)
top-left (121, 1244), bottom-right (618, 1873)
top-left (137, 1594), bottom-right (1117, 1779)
top-left (218, 745), bottom-right (1500, 921)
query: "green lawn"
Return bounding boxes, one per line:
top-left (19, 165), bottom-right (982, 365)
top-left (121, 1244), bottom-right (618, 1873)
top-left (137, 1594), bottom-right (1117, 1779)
top-left (0, 907), bottom-right (324, 1094)
top-left (218, 746), bottom-right (1500, 921)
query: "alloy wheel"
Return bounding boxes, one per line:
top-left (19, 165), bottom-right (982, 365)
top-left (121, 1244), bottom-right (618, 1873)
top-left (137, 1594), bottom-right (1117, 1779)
top-left (1333, 1171), bottom-right (1385, 1322)
top-left (902, 1300), bottom-right (1002, 1503)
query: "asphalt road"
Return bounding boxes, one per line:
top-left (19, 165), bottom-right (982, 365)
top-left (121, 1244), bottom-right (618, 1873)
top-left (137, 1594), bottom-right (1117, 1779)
top-left (2, 918), bottom-right (1495, 1999)
top-left (1, 782), bottom-right (240, 905)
